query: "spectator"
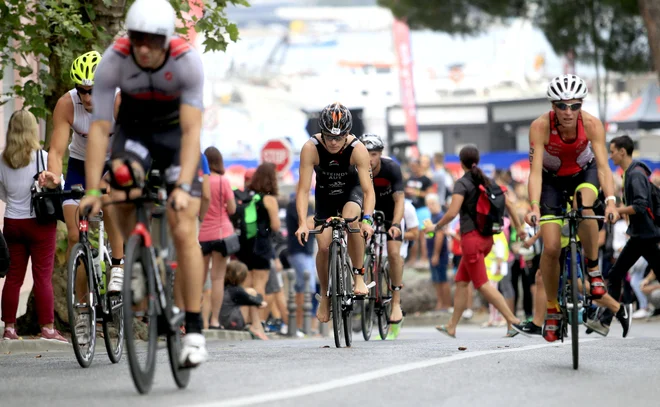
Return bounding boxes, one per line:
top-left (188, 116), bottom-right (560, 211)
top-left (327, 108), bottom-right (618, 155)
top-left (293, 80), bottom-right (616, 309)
top-left (199, 147), bottom-right (236, 330)
top-left (220, 261), bottom-right (269, 340)
top-left (424, 194), bottom-right (451, 311)
top-left (235, 163), bottom-right (280, 323)
top-left (432, 152), bottom-right (454, 205)
top-left (405, 159), bottom-right (433, 267)
top-left (0, 110), bottom-right (66, 342)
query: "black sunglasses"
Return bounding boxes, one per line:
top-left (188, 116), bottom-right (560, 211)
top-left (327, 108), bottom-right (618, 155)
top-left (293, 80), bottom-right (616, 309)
top-left (321, 132), bottom-right (347, 142)
top-left (128, 31), bottom-right (167, 50)
top-left (554, 102), bottom-right (582, 111)
top-left (76, 86), bottom-right (92, 95)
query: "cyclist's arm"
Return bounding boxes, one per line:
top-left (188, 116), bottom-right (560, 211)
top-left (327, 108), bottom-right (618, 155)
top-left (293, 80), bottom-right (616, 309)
top-left (391, 164), bottom-right (405, 225)
top-left (586, 116), bottom-right (616, 200)
top-left (527, 117), bottom-right (547, 212)
top-left (296, 142), bottom-right (316, 226)
top-left (353, 143), bottom-right (375, 216)
top-left (87, 50), bottom-right (119, 191)
top-left (263, 195), bottom-right (281, 233)
top-left (48, 95), bottom-right (73, 178)
top-left (177, 49), bottom-right (205, 188)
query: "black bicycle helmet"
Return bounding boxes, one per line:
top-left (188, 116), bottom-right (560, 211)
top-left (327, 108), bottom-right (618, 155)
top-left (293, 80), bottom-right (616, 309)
top-left (319, 102), bottom-right (352, 135)
top-left (360, 133), bottom-right (384, 151)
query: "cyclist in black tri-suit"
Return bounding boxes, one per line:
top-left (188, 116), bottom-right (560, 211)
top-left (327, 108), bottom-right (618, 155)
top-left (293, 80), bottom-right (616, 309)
top-left (360, 134), bottom-right (406, 325)
top-left (295, 103), bottom-right (375, 323)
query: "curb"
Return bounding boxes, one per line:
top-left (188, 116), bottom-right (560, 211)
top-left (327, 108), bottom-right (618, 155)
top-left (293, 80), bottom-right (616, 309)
top-left (202, 329), bottom-right (282, 341)
top-left (0, 338), bottom-right (72, 354)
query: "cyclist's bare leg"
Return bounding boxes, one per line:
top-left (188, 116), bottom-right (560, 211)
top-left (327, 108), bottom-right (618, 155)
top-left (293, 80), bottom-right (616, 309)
top-left (574, 186), bottom-right (603, 295)
top-left (533, 270), bottom-right (547, 327)
top-left (166, 197), bottom-right (203, 313)
top-left (314, 227), bottom-right (333, 323)
top-left (387, 240), bottom-right (404, 322)
top-left (443, 281), bottom-right (469, 336)
top-left (64, 204), bottom-right (88, 304)
top-left (342, 202), bottom-right (368, 295)
top-left (577, 279), bottom-right (621, 314)
top-left (478, 281), bottom-right (521, 328)
top-left (540, 223), bottom-right (562, 306)
top-left (100, 179), bottom-right (124, 260)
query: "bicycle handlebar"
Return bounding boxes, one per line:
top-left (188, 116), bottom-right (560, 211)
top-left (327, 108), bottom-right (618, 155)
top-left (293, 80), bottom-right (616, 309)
top-left (34, 187), bottom-right (108, 200)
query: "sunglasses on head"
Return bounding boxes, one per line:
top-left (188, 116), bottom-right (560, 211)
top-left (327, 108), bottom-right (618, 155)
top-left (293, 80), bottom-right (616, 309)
top-left (129, 31), bottom-right (167, 50)
top-left (76, 86), bottom-right (92, 95)
top-left (322, 132), bottom-right (347, 142)
top-left (554, 102), bottom-right (582, 111)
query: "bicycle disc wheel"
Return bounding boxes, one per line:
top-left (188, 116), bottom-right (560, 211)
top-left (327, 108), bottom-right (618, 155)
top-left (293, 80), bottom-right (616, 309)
top-left (330, 242), bottom-right (343, 348)
top-left (123, 234), bottom-right (158, 394)
top-left (342, 256), bottom-right (353, 347)
top-left (377, 260), bottom-right (392, 339)
top-left (570, 241), bottom-right (580, 370)
top-left (361, 256), bottom-right (375, 341)
top-left (166, 263), bottom-right (191, 389)
top-left (102, 252), bottom-right (124, 364)
top-left (67, 243), bottom-right (96, 368)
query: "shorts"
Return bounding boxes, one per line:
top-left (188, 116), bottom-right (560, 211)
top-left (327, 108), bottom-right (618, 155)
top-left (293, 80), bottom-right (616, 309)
top-left (265, 265), bottom-right (282, 294)
top-left (540, 160), bottom-right (599, 217)
top-left (236, 238), bottom-right (271, 271)
top-left (430, 260), bottom-right (448, 283)
top-left (111, 126), bottom-right (203, 198)
top-left (383, 220), bottom-right (403, 242)
top-left (200, 239), bottom-right (232, 257)
top-left (315, 183), bottom-right (363, 220)
top-left (288, 252), bottom-right (316, 293)
top-left (63, 157), bottom-right (110, 206)
top-left (454, 230), bottom-right (493, 289)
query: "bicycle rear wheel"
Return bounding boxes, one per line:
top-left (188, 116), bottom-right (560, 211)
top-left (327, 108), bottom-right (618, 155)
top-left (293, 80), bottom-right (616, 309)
top-left (330, 242), bottom-right (344, 348)
top-left (166, 262), bottom-right (191, 389)
top-left (361, 256), bottom-right (375, 341)
top-left (570, 241), bottom-right (580, 370)
top-left (102, 252), bottom-right (124, 364)
top-left (377, 261), bottom-right (392, 339)
top-left (342, 256), bottom-right (353, 347)
top-left (67, 243), bottom-right (96, 368)
top-left (123, 234), bottom-right (158, 394)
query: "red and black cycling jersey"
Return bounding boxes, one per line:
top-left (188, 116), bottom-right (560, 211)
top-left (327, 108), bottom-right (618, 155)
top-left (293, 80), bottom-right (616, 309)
top-left (543, 111), bottom-right (594, 176)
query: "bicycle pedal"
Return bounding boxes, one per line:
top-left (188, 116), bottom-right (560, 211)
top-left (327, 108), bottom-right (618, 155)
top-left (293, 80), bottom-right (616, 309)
top-left (366, 281), bottom-right (376, 289)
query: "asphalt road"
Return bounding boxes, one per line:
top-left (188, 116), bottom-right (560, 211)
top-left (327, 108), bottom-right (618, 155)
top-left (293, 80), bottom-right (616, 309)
top-left (2, 320), bottom-right (660, 407)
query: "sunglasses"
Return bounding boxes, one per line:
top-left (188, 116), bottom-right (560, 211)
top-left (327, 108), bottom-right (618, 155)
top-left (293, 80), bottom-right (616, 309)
top-left (322, 132), bottom-right (347, 142)
top-left (554, 102), bottom-right (582, 111)
top-left (128, 31), bottom-right (167, 50)
top-left (76, 86), bottom-right (92, 95)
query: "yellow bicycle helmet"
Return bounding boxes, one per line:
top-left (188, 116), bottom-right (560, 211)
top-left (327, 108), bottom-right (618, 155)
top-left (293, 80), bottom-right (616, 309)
top-left (70, 51), bottom-right (101, 86)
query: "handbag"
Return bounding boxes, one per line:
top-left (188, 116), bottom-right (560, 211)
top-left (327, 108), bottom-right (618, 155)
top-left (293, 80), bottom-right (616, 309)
top-left (218, 175), bottom-right (240, 256)
top-left (30, 150), bottom-right (64, 224)
top-left (0, 229), bottom-right (9, 278)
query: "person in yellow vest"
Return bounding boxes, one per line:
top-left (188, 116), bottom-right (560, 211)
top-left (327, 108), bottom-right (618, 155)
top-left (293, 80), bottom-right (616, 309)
top-left (483, 232), bottom-right (510, 330)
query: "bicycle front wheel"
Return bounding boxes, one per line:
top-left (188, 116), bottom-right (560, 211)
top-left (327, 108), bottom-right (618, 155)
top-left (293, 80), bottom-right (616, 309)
top-left (123, 234), bottom-right (158, 394)
top-left (377, 261), bottom-right (392, 339)
top-left (361, 256), bottom-right (375, 341)
top-left (166, 263), bottom-right (191, 389)
top-left (67, 243), bottom-right (96, 368)
top-left (342, 255), bottom-right (353, 348)
top-left (330, 242), bottom-right (344, 348)
top-left (570, 241), bottom-right (580, 370)
top-left (102, 252), bottom-right (124, 364)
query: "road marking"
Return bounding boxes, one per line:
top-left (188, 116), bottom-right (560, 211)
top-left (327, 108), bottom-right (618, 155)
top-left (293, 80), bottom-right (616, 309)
top-left (195, 339), bottom-right (598, 407)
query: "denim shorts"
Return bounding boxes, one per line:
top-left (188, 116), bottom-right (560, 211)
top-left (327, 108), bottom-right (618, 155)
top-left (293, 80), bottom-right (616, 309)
top-left (288, 253), bottom-right (316, 293)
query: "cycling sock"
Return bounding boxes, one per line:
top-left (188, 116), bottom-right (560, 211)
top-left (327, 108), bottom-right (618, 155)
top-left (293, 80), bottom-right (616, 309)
top-left (111, 257), bottom-right (124, 266)
top-left (547, 300), bottom-right (560, 311)
top-left (185, 312), bottom-right (203, 334)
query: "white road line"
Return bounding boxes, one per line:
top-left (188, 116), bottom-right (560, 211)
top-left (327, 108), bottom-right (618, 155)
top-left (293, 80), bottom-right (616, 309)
top-left (195, 339), bottom-right (599, 407)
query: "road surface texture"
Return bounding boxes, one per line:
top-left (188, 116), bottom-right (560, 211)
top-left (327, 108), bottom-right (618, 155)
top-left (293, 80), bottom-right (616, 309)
top-left (2, 321), bottom-right (659, 407)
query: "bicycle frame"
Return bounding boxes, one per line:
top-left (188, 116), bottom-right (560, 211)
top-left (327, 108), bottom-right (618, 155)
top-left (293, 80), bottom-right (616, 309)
top-left (367, 212), bottom-right (389, 307)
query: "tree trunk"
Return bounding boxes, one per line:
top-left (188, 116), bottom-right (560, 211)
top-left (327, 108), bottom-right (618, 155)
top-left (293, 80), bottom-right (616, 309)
top-left (639, 0), bottom-right (660, 82)
top-left (93, 0), bottom-right (129, 47)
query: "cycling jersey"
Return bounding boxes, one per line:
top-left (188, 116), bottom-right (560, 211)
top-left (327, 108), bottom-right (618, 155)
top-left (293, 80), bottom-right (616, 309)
top-left (68, 88), bottom-right (118, 160)
top-left (373, 156), bottom-right (404, 220)
top-left (311, 135), bottom-right (363, 219)
top-left (543, 111), bottom-right (594, 176)
top-left (92, 36), bottom-right (204, 197)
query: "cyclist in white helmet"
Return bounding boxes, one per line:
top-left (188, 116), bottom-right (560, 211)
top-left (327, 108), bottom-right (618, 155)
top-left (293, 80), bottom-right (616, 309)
top-left (514, 74), bottom-right (621, 343)
top-left (79, 0), bottom-right (208, 367)
top-left (41, 51), bottom-right (125, 295)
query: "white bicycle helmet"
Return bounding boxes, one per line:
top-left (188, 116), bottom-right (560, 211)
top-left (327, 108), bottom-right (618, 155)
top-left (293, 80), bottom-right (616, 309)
top-left (546, 74), bottom-right (588, 101)
top-left (360, 134), bottom-right (384, 152)
top-left (125, 0), bottom-right (176, 46)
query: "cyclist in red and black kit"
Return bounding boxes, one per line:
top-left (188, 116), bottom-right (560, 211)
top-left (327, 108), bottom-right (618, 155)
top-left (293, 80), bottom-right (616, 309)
top-left (360, 134), bottom-right (405, 325)
top-left (522, 74), bottom-right (620, 343)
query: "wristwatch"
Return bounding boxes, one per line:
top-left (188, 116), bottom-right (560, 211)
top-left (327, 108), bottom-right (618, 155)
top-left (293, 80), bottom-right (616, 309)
top-left (391, 223), bottom-right (401, 230)
top-left (175, 183), bottom-right (192, 194)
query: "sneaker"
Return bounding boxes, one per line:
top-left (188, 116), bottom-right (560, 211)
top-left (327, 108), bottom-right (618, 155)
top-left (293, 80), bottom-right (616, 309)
top-left (462, 309), bottom-right (474, 320)
top-left (542, 308), bottom-right (562, 342)
top-left (615, 303), bottom-right (632, 338)
top-left (41, 327), bottom-right (68, 343)
top-left (3, 327), bottom-right (20, 340)
top-left (632, 308), bottom-right (650, 319)
top-left (512, 320), bottom-right (543, 337)
top-left (584, 318), bottom-right (610, 337)
top-left (179, 333), bottom-right (208, 368)
top-left (587, 269), bottom-right (606, 298)
top-left (107, 267), bottom-right (124, 293)
top-left (75, 313), bottom-right (91, 345)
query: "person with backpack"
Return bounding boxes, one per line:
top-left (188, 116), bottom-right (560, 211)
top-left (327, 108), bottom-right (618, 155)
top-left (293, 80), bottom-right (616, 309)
top-left (234, 163), bottom-right (281, 323)
top-left (425, 145), bottom-right (526, 338)
top-left (592, 135), bottom-right (660, 330)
